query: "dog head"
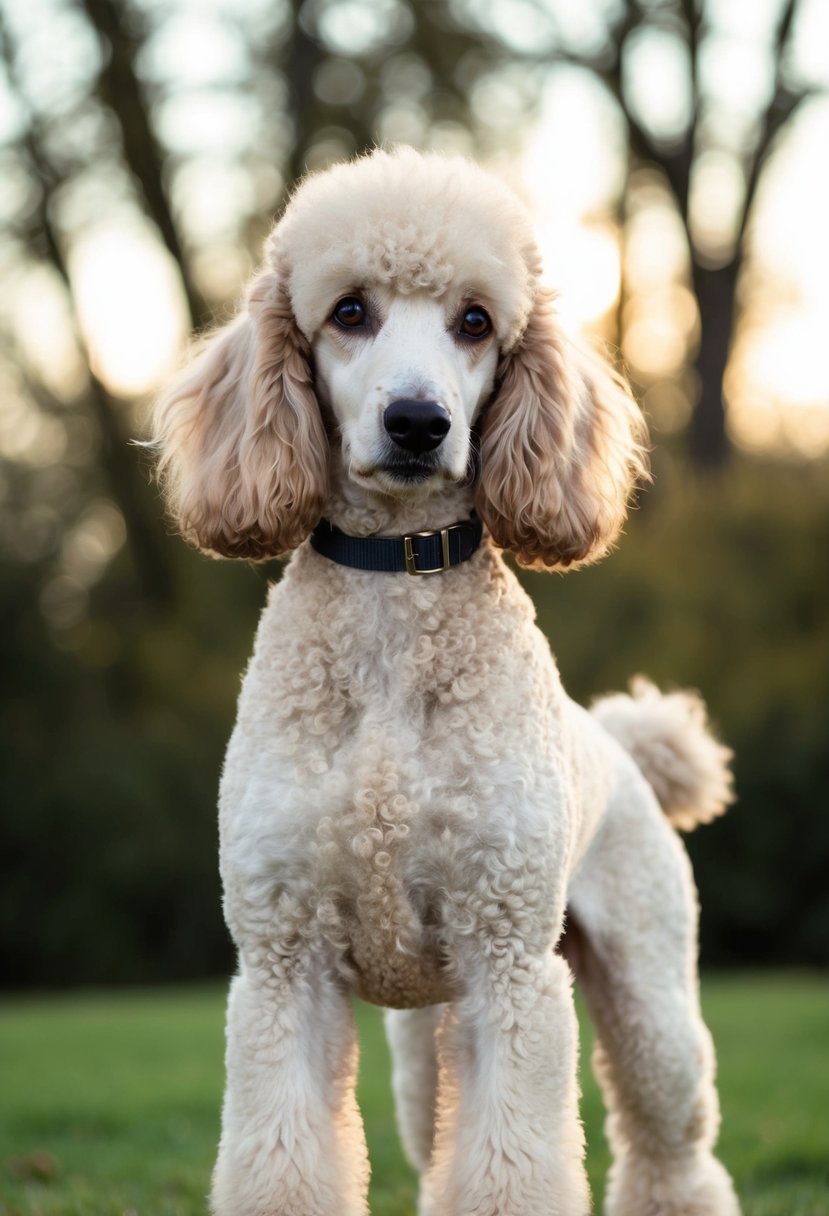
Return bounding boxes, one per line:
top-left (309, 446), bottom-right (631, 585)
top-left (152, 146), bottom-right (647, 569)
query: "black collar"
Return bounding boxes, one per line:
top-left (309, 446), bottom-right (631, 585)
top-left (310, 516), bottom-right (483, 575)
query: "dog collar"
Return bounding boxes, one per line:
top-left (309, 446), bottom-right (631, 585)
top-left (310, 516), bottom-right (483, 576)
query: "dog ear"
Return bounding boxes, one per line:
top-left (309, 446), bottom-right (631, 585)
top-left (151, 272), bottom-right (329, 560)
top-left (475, 290), bottom-right (649, 570)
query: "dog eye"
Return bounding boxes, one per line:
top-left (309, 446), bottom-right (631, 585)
top-left (459, 306), bottom-right (492, 340)
top-left (332, 297), bottom-right (366, 328)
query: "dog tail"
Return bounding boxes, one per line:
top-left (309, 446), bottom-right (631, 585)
top-left (591, 676), bottom-right (734, 831)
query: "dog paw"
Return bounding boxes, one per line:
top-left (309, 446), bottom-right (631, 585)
top-left (605, 1150), bottom-right (741, 1216)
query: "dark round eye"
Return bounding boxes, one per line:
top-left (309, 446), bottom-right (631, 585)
top-left (459, 305), bottom-right (492, 339)
top-left (332, 296), bottom-right (366, 328)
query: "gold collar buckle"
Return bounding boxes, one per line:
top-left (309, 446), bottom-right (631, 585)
top-left (403, 526), bottom-right (453, 575)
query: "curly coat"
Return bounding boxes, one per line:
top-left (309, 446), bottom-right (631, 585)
top-left (152, 146), bottom-right (740, 1216)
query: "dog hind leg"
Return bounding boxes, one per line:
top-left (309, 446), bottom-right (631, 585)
top-left (384, 1005), bottom-right (443, 1175)
top-left (567, 768), bottom-right (741, 1216)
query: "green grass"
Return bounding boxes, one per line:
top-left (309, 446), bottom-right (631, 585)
top-left (0, 974), bottom-right (827, 1215)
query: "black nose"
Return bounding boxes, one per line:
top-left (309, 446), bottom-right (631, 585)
top-left (383, 399), bottom-right (451, 454)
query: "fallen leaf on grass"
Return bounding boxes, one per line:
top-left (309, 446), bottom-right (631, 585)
top-left (7, 1150), bottom-right (59, 1181)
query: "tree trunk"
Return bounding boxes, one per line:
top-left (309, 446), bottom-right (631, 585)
top-left (285, 1), bottom-right (326, 188)
top-left (36, 150), bottom-right (176, 609)
top-left (689, 259), bottom-right (738, 470)
top-left (80, 0), bottom-right (211, 329)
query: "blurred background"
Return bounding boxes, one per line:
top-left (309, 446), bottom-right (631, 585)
top-left (1, 0), bottom-right (827, 990)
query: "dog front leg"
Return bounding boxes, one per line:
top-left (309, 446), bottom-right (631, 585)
top-left (211, 943), bottom-right (369, 1216)
top-left (422, 949), bottom-right (590, 1216)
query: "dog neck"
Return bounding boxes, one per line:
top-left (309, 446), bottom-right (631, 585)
top-left (324, 468), bottom-right (477, 539)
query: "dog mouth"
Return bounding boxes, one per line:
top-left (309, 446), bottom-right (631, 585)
top-left (379, 454), bottom-right (439, 484)
top-left (351, 454), bottom-right (471, 495)
top-left (351, 444), bottom-right (444, 487)
top-left (350, 441), bottom-right (468, 493)
top-left (349, 461), bottom-right (453, 499)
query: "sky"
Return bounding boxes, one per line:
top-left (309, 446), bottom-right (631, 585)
top-left (1, 0), bottom-right (828, 459)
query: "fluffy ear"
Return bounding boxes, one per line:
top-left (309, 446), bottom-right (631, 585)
top-left (151, 272), bottom-right (329, 559)
top-left (475, 291), bottom-right (649, 570)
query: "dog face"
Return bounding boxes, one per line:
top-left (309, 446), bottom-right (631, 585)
top-left (151, 147), bottom-right (648, 568)
top-left (313, 288), bottom-right (499, 498)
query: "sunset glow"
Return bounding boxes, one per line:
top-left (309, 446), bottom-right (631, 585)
top-left (1, 0), bottom-right (827, 456)
top-left (69, 225), bottom-right (189, 399)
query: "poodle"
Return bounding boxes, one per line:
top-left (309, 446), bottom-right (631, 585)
top-left (152, 146), bottom-right (741, 1216)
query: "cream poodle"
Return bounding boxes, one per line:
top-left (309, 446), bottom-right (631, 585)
top-left (152, 147), bottom-right (741, 1216)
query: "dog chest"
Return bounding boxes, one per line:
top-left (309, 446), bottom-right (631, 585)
top-left (219, 552), bottom-right (574, 1002)
top-left (222, 704), bottom-right (571, 1009)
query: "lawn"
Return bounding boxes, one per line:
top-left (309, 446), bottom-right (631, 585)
top-left (0, 974), bottom-right (826, 1215)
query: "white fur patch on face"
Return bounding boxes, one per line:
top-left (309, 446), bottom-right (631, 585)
top-left (313, 289), bottom-right (499, 498)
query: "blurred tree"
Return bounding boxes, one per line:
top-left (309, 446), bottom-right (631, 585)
top-left (79, 0), bottom-right (211, 328)
top-left (0, 19), bottom-right (173, 607)
top-left (0, 0), bottom-right (826, 986)
top-left (278, 0), bottom-right (514, 181)
top-left (557, 0), bottom-right (815, 467)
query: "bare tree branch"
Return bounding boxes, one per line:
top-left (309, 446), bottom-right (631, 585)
top-left (1, 23), bottom-right (175, 607)
top-left (736, 0), bottom-right (812, 248)
top-left (76, 0), bottom-right (211, 329)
